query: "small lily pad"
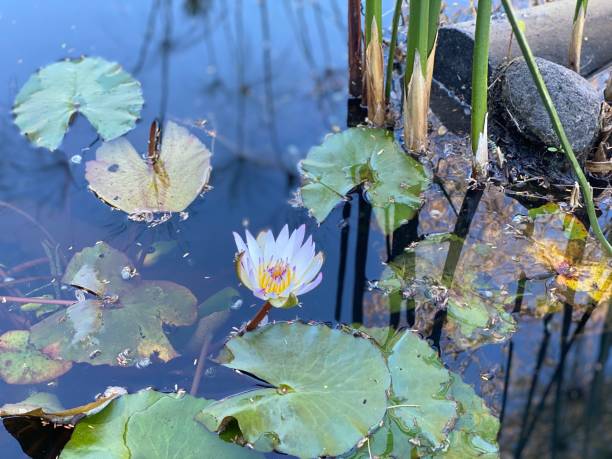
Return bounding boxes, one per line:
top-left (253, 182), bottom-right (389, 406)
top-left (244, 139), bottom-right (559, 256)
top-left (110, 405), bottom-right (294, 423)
top-left (0, 330), bottom-right (72, 384)
top-left (378, 237), bottom-right (516, 350)
top-left (198, 322), bottom-right (391, 458)
top-left (0, 387), bottom-right (124, 423)
top-left (29, 243), bottom-right (197, 366)
top-left (13, 57), bottom-right (143, 151)
top-left (61, 390), bottom-right (260, 459)
top-left (299, 127), bottom-right (430, 234)
top-left (521, 206), bottom-right (611, 307)
top-left (85, 121), bottom-right (212, 217)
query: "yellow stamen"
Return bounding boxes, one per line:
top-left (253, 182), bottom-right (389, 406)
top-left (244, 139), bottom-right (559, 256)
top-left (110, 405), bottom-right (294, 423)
top-left (257, 261), bottom-right (294, 295)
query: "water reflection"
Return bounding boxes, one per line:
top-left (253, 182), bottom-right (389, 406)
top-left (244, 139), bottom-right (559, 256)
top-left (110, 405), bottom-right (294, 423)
top-left (0, 1), bottom-right (609, 458)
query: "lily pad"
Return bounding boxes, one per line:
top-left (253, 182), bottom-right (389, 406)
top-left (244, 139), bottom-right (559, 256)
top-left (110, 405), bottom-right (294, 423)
top-left (519, 206), bottom-right (611, 308)
top-left (61, 390), bottom-right (260, 459)
top-left (387, 331), bottom-right (458, 452)
top-left (347, 329), bottom-right (499, 458)
top-left (29, 242), bottom-right (197, 366)
top-left (436, 375), bottom-right (500, 459)
top-left (0, 330), bottom-right (72, 384)
top-left (198, 322), bottom-right (391, 458)
top-left (344, 414), bottom-right (414, 459)
top-left (0, 387), bottom-right (125, 423)
top-left (85, 121), bottom-right (212, 217)
top-left (13, 57), bottom-right (143, 151)
top-left (378, 236), bottom-right (516, 350)
top-left (299, 127), bottom-right (430, 234)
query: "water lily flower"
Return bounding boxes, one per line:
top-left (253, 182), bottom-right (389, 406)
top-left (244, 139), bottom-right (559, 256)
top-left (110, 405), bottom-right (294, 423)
top-left (233, 224), bottom-right (323, 308)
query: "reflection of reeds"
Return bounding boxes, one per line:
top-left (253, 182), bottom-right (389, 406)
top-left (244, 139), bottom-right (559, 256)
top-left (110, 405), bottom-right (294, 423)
top-left (569, 0), bottom-right (588, 73)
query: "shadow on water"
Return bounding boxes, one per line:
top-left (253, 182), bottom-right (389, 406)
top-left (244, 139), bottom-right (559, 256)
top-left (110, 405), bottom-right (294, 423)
top-left (0, 1), bottom-right (609, 458)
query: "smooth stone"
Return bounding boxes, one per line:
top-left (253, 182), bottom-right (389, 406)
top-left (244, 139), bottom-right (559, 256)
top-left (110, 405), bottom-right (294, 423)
top-left (496, 57), bottom-right (602, 154)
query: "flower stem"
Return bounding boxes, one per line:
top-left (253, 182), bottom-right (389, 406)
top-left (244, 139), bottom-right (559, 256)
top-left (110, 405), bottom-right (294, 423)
top-left (0, 295), bottom-right (76, 306)
top-left (246, 301), bottom-right (272, 332)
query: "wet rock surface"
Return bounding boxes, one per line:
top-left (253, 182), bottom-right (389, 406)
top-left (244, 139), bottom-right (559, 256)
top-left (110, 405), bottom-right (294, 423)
top-left (494, 57), bottom-right (603, 155)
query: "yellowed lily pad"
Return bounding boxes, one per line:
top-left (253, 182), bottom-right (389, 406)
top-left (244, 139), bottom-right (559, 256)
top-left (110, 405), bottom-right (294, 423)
top-left (29, 243), bottom-right (197, 366)
top-left (0, 387), bottom-right (124, 423)
top-left (0, 330), bottom-right (72, 384)
top-left (86, 121), bottom-right (212, 218)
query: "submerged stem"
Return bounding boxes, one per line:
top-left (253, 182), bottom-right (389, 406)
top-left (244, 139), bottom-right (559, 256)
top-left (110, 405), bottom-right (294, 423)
top-left (501, 0), bottom-right (612, 256)
top-left (0, 295), bottom-right (75, 306)
top-left (245, 301), bottom-right (272, 332)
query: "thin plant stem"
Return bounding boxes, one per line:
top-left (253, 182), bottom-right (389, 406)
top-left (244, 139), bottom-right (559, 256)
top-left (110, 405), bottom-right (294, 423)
top-left (501, 0), bottom-right (612, 256)
top-left (470, 0), bottom-right (492, 154)
top-left (385, 0), bottom-right (403, 102)
top-left (7, 257), bottom-right (49, 275)
top-left (245, 301), bottom-right (272, 332)
top-left (1, 295), bottom-right (75, 306)
top-left (348, 0), bottom-right (363, 97)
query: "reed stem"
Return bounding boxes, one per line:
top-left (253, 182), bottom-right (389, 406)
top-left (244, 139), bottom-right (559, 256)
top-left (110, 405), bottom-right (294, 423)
top-left (385, 0), bottom-right (403, 102)
top-left (501, 0), bottom-right (611, 256)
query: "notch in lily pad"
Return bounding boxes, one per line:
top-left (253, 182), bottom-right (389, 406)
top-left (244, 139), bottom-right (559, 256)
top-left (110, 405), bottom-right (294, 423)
top-left (299, 127), bottom-right (430, 234)
top-left (29, 242), bottom-right (198, 367)
top-left (86, 120), bottom-right (212, 219)
top-left (13, 57), bottom-right (143, 151)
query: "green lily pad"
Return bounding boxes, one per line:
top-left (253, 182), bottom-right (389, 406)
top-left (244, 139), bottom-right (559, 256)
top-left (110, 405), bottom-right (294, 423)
top-left (346, 329), bottom-right (499, 458)
top-left (13, 57), bottom-right (143, 151)
top-left (198, 322), bottom-right (391, 458)
top-left (387, 331), bottom-right (458, 452)
top-left (85, 121), bottom-right (212, 217)
top-left (378, 236), bottom-right (516, 350)
top-left (61, 390), bottom-right (260, 459)
top-left (344, 414), bottom-right (414, 459)
top-left (0, 330), bottom-right (72, 384)
top-left (29, 242), bottom-right (197, 366)
top-left (299, 127), bottom-right (430, 234)
top-left (434, 375), bottom-right (500, 458)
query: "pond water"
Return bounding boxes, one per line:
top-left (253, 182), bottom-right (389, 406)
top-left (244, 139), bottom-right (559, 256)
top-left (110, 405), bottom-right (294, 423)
top-left (0, 1), bottom-right (610, 458)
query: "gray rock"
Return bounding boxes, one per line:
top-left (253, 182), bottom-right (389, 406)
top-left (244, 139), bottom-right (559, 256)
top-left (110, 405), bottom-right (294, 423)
top-left (496, 57), bottom-right (602, 154)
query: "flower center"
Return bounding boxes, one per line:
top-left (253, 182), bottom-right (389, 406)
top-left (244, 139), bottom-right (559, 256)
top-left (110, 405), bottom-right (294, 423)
top-left (258, 260), bottom-right (293, 295)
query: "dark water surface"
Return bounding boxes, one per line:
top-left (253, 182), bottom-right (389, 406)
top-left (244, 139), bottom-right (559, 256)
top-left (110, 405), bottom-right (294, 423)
top-left (0, 1), bottom-right (609, 458)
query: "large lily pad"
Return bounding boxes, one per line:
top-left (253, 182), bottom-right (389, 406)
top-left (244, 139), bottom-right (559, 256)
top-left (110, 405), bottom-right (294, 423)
top-left (61, 390), bottom-right (259, 459)
top-left (13, 57), bottom-right (143, 151)
top-left (346, 329), bottom-right (500, 458)
top-left (0, 330), bottom-right (72, 384)
top-left (85, 121), bottom-right (212, 217)
top-left (299, 127), bottom-right (430, 234)
top-left (29, 242), bottom-right (197, 366)
top-left (198, 322), bottom-right (391, 458)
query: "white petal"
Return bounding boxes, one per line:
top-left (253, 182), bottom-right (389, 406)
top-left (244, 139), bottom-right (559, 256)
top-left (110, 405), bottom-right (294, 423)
top-left (233, 232), bottom-right (248, 256)
top-left (297, 251), bottom-right (324, 284)
top-left (245, 230), bottom-right (262, 266)
top-left (276, 225), bottom-right (289, 248)
top-left (292, 236), bottom-right (315, 273)
top-left (294, 272), bottom-right (323, 295)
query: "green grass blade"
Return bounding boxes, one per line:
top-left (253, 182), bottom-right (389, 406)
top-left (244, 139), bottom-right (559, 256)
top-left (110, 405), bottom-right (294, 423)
top-left (471, 0), bottom-right (492, 155)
